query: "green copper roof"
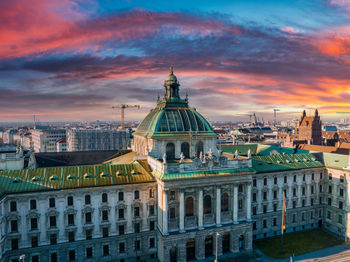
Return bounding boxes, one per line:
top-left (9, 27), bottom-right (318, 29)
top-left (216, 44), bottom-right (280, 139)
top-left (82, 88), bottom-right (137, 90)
top-left (221, 144), bottom-right (309, 156)
top-left (134, 107), bottom-right (217, 138)
top-left (152, 168), bottom-right (253, 181)
top-left (252, 153), bottom-right (324, 173)
top-left (0, 162), bottom-right (154, 198)
top-left (221, 144), bottom-right (258, 155)
top-left (322, 153), bottom-right (349, 170)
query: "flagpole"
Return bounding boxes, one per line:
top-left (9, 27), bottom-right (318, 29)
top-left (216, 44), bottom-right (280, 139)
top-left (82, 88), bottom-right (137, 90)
top-left (280, 191), bottom-right (285, 254)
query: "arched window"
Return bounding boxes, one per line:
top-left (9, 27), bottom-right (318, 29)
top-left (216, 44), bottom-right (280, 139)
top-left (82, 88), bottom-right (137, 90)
top-left (221, 193), bottom-right (229, 212)
top-left (204, 195), bottom-right (211, 214)
top-left (85, 195), bottom-right (91, 205)
top-left (166, 143), bottom-right (175, 160)
top-left (181, 142), bottom-right (190, 158)
top-left (185, 197), bottom-right (194, 216)
top-left (195, 141), bottom-right (204, 157)
top-left (102, 193), bottom-right (108, 203)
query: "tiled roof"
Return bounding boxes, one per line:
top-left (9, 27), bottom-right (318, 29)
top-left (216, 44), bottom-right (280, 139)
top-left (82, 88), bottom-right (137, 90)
top-left (220, 144), bottom-right (258, 156)
top-left (0, 162), bottom-right (154, 198)
top-left (322, 153), bottom-right (349, 170)
top-left (252, 153), bottom-right (324, 173)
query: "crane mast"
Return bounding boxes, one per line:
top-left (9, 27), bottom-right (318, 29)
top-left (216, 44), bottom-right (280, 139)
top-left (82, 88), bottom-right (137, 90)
top-left (112, 104), bottom-right (140, 129)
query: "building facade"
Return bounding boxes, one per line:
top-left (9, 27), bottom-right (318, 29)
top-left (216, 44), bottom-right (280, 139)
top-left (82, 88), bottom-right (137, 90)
top-left (66, 129), bottom-right (128, 152)
top-left (31, 129), bottom-right (66, 153)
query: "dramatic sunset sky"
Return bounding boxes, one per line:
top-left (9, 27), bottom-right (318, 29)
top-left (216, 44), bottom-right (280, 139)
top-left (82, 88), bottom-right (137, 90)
top-left (1, 0), bottom-right (350, 122)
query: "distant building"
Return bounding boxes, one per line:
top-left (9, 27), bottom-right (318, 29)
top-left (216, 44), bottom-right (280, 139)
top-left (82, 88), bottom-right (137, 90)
top-left (0, 146), bottom-right (25, 170)
top-left (296, 109), bottom-right (322, 145)
top-left (31, 129), bottom-right (66, 152)
top-left (67, 129), bottom-right (128, 152)
top-left (56, 137), bottom-right (67, 152)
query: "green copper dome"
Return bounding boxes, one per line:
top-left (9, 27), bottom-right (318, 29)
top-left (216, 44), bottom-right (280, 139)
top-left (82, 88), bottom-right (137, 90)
top-left (134, 67), bottom-right (216, 138)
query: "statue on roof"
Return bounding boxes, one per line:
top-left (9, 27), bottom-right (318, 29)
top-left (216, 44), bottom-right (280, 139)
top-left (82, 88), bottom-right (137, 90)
top-left (163, 153), bottom-right (167, 164)
top-left (234, 150), bottom-right (239, 159)
top-left (180, 152), bottom-right (184, 163)
top-left (248, 149), bottom-right (251, 159)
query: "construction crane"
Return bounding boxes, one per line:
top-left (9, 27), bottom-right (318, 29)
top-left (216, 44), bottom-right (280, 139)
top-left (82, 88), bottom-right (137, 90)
top-left (273, 109), bottom-right (280, 125)
top-left (112, 104), bottom-right (140, 129)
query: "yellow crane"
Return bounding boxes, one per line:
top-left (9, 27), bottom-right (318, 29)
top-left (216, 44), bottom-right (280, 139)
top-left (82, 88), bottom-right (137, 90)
top-left (112, 104), bottom-right (140, 129)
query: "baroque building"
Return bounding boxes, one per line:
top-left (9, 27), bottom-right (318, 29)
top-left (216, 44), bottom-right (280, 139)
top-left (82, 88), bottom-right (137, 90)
top-left (0, 69), bottom-right (349, 262)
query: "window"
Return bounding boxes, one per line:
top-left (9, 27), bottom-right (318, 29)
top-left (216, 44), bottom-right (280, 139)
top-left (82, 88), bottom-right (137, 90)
top-left (69, 250), bottom-right (75, 261)
top-left (86, 229), bottom-right (92, 240)
top-left (311, 211), bottom-right (314, 219)
top-left (135, 240), bottom-right (140, 251)
top-left (312, 173), bottom-right (314, 180)
top-left (49, 198), bottom-right (55, 208)
top-left (102, 193), bottom-right (108, 203)
top-left (340, 176), bottom-right (344, 183)
top-left (253, 206), bottom-right (257, 215)
top-left (50, 234), bottom-right (57, 245)
top-left (134, 207), bottom-right (140, 217)
top-left (302, 212), bottom-right (305, 221)
top-left (85, 212), bottom-right (91, 223)
top-left (150, 220), bottom-right (155, 231)
top-left (311, 186), bottom-right (314, 194)
top-left (102, 210), bottom-right (108, 221)
top-left (119, 242), bottom-right (125, 253)
top-left (11, 239), bottom-right (18, 250)
top-left (264, 178), bottom-right (267, 186)
top-left (103, 245), bottom-right (109, 256)
top-left (11, 220), bottom-right (18, 232)
top-left (238, 184), bottom-right (243, 192)
top-left (10, 201), bottom-right (17, 212)
top-left (102, 227), bottom-right (109, 238)
top-left (32, 256), bottom-right (39, 262)
top-left (149, 189), bottom-right (154, 198)
top-left (85, 195), bottom-right (91, 205)
top-left (149, 205), bottom-right (155, 216)
top-left (303, 174), bottom-right (305, 181)
top-left (221, 192), bottom-right (229, 212)
top-left (253, 193), bottom-right (257, 202)
top-left (274, 177), bottom-right (277, 184)
top-left (135, 223), bottom-right (140, 233)
top-left (170, 191), bottom-right (176, 200)
top-left (273, 204), bottom-right (277, 212)
top-left (263, 191), bottom-right (267, 200)
top-left (238, 199), bottom-right (243, 209)
top-left (338, 215), bottom-right (343, 224)
top-left (329, 174), bottom-right (332, 180)
top-left (273, 190), bottom-right (277, 199)
top-left (31, 236), bottom-right (38, 247)
top-left (150, 237), bottom-right (155, 248)
top-left (327, 211), bottom-right (331, 219)
top-left (118, 192), bottom-right (124, 201)
top-left (253, 222), bottom-right (257, 230)
top-left (118, 209), bottom-right (124, 219)
top-left (253, 179), bottom-right (257, 187)
top-left (339, 201), bottom-right (343, 210)
top-left (86, 247), bottom-right (93, 259)
top-left (320, 173), bottom-right (323, 179)
top-left (302, 199), bottom-right (305, 207)
top-left (293, 188), bottom-right (296, 197)
top-left (31, 218), bottom-right (38, 230)
top-left (119, 225), bottom-right (125, 235)
top-left (302, 187), bottom-right (305, 195)
top-left (263, 205), bottom-right (267, 213)
top-left (67, 196), bottom-right (73, 206)
top-left (329, 186), bottom-right (332, 194)
top-left (320, 185), bottom-right (323, 193)
top-left (293, 214), bottom-right (296, 223)
top-left (68, 214), bottom-right (74, 225)
top-left (204, 195), bottom-right (211, 214)
top-left (284, 176), bottom-right (287, 184)
top-left (170, 207), bottom-right (175, 219)
top-left (185, 197), bottom-right (194, 216)
top-left (340, 188), bottom-right (344, 197)
top-left (311, 198), bottom-right (314, 206)
top-left (30, 199), bottom-right (37, 210)
top-left (273, 217), bottom-right (277, 226)
top-left (328, 198), bottom-right (332, 206)
top-left (134, 190), bottom-right (140, 200)
top-left (293, 175), bottom-right (296, 182)
top-left (50, 216), bottom-right (56, 227)
top-left (68, 231), bottom-right (75, 242)
top-left (293, 201), bottom-right (296, 209)
top-left (263, 219), bottom-right (267, 228)
top-left (284, 189), bottom-right (287, 197)
top-left (51, 253), bottom-right (58, 262)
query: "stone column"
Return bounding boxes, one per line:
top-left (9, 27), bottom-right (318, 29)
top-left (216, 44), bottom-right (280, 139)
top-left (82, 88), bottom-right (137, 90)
top-left (198, 189), bottom-right (203, 229)
top-left (233, 185), bottom-right (238, 224)
top-left (163, 190), bottom-right (168, 235)
top-left (216, 187), bottom-right (221, 226)
top-left (179, 191), bottom-right (185, 232)
top-left (246, 184), bottom-right (252, 221)
top-left (306, 183), bottom-right (311, 206)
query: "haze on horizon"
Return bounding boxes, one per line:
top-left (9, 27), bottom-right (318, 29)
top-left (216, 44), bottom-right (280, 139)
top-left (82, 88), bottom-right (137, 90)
top-left (1, 0), bottom-right (350, 122)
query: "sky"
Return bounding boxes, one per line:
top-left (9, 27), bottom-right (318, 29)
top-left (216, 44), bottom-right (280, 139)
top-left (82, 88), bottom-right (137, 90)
top-left (1, 0), bottom-right (350, 122)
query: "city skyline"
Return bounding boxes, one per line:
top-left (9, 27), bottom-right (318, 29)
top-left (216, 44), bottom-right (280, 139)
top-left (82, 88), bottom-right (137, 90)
top-left (1, 0), bottom-right (350, 122)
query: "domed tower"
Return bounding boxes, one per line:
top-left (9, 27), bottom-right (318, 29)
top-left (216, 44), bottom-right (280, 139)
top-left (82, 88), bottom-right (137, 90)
top-left (133, 67), bottom-right (218, 160)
